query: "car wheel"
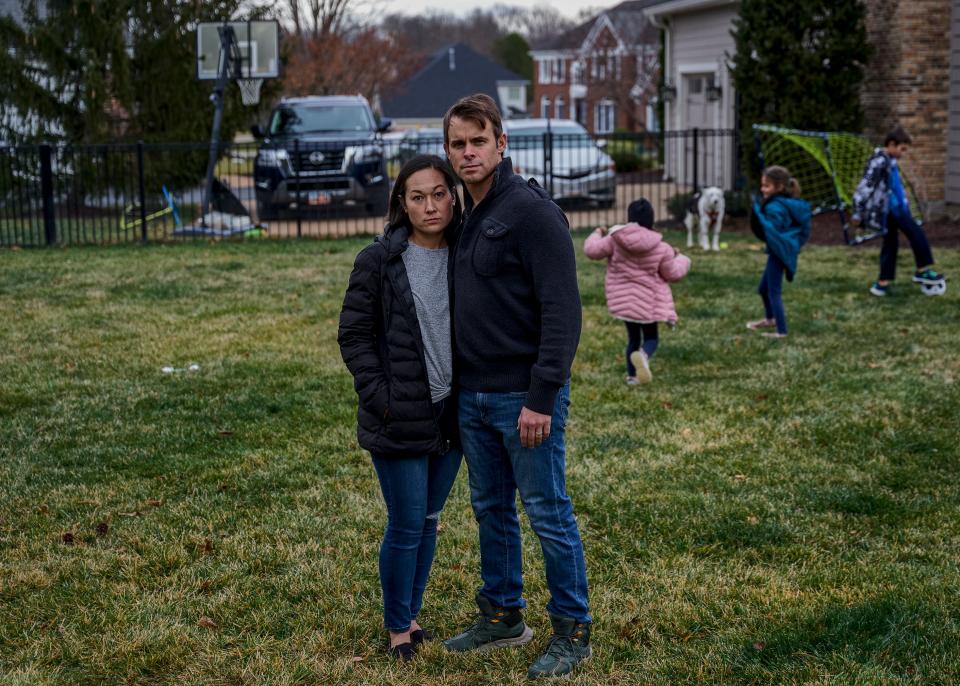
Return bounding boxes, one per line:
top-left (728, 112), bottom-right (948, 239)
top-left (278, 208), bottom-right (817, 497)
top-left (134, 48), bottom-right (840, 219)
top-left (366, 187), bottom-right (389, 218)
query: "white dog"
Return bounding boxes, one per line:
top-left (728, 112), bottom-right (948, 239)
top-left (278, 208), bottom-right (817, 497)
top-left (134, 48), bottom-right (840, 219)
top-left (684, 186), bottom-right (725, 251)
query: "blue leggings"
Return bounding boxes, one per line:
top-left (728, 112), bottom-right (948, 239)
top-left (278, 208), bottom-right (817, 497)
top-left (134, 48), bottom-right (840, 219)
top-left (758, 254), bottom-right (787, 335)
top-left (625, 321), bottom-right (659, 376)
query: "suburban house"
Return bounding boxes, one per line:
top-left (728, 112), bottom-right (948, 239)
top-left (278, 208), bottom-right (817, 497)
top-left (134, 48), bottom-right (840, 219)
top-left (644, 0), bottom-right (739, 190)
top-left (645, 0), bottom-right (958, 213)
top-left (528, 0), bottom-right (660, 136)
top-left (380, 43), bottom-right (529, 128)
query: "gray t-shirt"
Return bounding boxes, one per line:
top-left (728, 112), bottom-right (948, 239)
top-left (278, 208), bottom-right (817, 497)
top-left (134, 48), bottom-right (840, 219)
top-left (402, 242), bottom-right (453, 403)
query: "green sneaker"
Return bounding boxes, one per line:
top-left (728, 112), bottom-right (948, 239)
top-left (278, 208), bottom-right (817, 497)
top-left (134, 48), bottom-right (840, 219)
top-left (442, 593), bottom-right (534, 652)
top-left (527, 615), bottom-right (592, 680)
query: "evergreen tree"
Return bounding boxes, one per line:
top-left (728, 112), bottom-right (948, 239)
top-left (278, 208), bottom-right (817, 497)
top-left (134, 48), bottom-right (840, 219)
top-left (730, 0), bottom-right (871, 174)
top-left (492, 32), bottom-right (533, 85)
top-left (0, 0), bottom-right (273, 145)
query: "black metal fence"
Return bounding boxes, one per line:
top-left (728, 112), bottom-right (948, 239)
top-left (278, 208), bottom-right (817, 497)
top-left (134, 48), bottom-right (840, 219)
top-left (0, 129), bottom-right (742, 247)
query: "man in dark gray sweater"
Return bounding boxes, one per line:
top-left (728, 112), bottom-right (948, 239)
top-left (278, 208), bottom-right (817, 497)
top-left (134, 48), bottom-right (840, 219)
top-left (441, 94), bottom-right (591, 680)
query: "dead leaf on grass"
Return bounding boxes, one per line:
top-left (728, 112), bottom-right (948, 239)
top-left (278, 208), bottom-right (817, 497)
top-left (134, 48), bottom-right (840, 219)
top-left (119, 511), bottom-right (142, 517)
top-left (753, 641), bottom-right (766, 651)
top-left (217, 430), bottom-right (234, 437)
top-left (200, 538), bottom-right (214, 554)
top-left (61, 532), bottom-right (75, 545)
top-left (746, 516), bottom-right (760, 525)
top-left (733, 474), bottom-right (747, 482)
top-left (146, 498), bottom-right (163, 507)
top-left (198, 616), bottom-right (218, 629)
top-left (95, 522), bottom-right (109, 537)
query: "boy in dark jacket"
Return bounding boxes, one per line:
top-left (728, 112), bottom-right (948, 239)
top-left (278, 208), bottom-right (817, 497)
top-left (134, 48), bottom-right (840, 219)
top-left (853, 126), bottom-right (946, 296)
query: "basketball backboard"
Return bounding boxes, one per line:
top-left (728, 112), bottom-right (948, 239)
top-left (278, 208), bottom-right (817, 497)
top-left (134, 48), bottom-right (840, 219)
top-left (196, 20), bottom-right (280, 80)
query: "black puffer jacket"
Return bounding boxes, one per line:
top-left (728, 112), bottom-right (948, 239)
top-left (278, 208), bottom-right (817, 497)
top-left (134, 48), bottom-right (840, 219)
top-left (338, 223), bottom-right (459, 458)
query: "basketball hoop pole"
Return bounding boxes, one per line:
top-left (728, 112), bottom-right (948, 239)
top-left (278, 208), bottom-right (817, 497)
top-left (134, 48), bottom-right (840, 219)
top-left (201, 24), bottom-right (242, 227)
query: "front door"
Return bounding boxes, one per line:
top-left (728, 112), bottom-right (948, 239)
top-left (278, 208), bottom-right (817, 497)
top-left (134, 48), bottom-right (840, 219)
top-left (683, 73), bottom-right (718, 188)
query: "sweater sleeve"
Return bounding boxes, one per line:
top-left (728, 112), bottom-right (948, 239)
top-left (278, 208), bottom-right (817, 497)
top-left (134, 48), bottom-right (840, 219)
top-left (583, 231), bottom-right (614, 260)
top-left (337, 249), bottom-right (390, 418)
top-left (518, 202), bottom-right (582, 415)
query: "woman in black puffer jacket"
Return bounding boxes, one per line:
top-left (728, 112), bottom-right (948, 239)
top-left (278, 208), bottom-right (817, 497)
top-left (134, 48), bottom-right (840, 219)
top-left (337, 155), bottom-right (462, 661)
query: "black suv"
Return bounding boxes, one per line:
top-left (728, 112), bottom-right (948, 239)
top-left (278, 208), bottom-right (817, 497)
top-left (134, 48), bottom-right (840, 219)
top-left (252, 95), bottom-right (391, 219)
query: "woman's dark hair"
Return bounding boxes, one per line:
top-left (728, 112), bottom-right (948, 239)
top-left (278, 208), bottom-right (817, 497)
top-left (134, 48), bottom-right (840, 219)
top-left (387, 154), bottom-right (462, 232)
top-left (884, 125), bottom-right (912, 146)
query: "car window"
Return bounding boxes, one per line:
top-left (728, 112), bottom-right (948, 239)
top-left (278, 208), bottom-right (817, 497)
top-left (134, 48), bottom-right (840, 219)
top-left (269, 105), bottom-right (373, 135)
top-left (507, 125), bottom-right (594, 149)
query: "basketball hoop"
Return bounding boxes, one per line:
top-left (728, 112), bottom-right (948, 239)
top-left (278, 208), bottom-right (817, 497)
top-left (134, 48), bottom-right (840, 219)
top-left (238, 78), bottom-right (263, 106)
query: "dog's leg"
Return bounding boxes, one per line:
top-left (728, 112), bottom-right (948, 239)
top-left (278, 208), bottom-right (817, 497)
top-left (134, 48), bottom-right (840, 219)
top-left (685, 213), bottom-right (695, 247)
top-left (711, 216), bottom-right (721, 251)
top-left (699, 215), bottom-right (709, 251)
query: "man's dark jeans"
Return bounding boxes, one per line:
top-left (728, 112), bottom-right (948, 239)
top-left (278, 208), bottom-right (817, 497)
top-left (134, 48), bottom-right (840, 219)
top-left (458, 384), bottom-right (590, 622)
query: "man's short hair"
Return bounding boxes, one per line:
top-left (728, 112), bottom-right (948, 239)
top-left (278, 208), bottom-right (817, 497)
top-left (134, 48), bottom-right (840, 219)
top-left (443, 94), bottom-right (503, 145)
top-left (884, 125), bottom-right (912, 146)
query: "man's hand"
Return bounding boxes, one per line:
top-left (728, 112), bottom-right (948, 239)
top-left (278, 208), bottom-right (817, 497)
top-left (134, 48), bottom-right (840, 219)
top-left (518, 406), bottom-right (552, 448)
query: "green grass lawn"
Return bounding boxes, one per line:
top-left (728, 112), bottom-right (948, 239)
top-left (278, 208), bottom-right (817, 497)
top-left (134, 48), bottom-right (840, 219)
top-left (1, 231), bottom-right (958, 685)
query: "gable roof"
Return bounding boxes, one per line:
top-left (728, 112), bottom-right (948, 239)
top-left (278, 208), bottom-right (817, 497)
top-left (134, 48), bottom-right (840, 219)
top-left (382, 43), bottom-right (527, 120)
top-left (534, 0), bottom-right (660, 52)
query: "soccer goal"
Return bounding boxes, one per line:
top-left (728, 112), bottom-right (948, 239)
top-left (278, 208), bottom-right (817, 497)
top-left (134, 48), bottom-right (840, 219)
top-left (753, 124), bottom-right (926, 245)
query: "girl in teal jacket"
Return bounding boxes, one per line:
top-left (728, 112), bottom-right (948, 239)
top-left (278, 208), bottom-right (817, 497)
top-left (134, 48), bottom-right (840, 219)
top-left (746, 165), bottom-right (812, 338)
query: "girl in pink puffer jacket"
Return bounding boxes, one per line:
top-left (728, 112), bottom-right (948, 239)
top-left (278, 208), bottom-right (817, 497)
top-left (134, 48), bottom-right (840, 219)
top-left (583, 198), bottom-right (691, 385)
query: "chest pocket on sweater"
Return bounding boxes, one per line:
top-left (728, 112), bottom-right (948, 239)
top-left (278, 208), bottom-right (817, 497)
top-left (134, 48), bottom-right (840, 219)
top-left (472, 218), bottom-right (510, 276)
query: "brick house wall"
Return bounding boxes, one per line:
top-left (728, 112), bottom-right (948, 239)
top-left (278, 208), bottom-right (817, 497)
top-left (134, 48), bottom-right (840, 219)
top-left (530, 4), bottom-right (658, 135)
top-left (862, 0), bottom-right (951, 208)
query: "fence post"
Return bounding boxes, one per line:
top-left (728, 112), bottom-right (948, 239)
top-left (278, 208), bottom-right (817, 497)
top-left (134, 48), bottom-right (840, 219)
top-left (136, 141), bottom-right (148, 244)
top-left (39, 144), bottom-right (57, 246)
top-left (294, 138), bottom-right (302, 239)
top-left (692, 127), bottom-right (700, 192)
top-left (543, 130), bottom-right (553, 198)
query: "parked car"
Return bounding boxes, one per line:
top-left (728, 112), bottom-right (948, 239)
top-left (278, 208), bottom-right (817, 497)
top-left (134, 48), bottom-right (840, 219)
top-left (252, 95), bottom-right (391, 219)
top-left (395, 128), bottom-right (446, 166)
top-left (504, 119), bottom-right (616, 208)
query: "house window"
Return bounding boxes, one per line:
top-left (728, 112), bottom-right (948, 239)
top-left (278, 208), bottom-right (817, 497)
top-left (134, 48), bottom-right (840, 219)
top-left (614, 55), bottom-right (621, 81)
top-left (508, 86), bottom-right (521, 100)
top-left (538, 60), bottom-right (550, 84)
top-left (571, 61), bottom-right (584, 86)
top-left (595, 100), bottom-right (615, 134)
top-left (597, 53), bottom-right (607, 81)
top-left (555, 96), bottom-right (565, 120)
top-left (541, 96), bottom-right (551, 118)
top-left (552, 58), bottom-right (565, 84)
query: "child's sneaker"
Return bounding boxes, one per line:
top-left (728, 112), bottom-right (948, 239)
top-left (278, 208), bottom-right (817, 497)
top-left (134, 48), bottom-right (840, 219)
top-left (869, 281), bottom-right (891, 297)
top-left (912, 268), bottom-right (945, 285)
top-left (625, 376), bottom-right (639, 386)
top-left (745, 318), bottom-right (776, 330)
top-left (629, 350), bottom-right (652, 384)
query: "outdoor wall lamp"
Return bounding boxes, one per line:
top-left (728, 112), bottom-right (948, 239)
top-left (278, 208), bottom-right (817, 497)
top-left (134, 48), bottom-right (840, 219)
top-left (660, 84), bottom-right (677, 103)
top-left (706, 84), bottom-right (723, 102)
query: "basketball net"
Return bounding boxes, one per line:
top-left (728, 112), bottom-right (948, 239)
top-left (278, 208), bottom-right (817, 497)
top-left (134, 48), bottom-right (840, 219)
top-left (238, 79), bottom-right (263, 106)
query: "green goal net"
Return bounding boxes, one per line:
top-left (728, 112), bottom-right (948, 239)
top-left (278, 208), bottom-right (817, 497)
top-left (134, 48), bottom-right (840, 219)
top-left (753, 124), bottom-right (925, 245)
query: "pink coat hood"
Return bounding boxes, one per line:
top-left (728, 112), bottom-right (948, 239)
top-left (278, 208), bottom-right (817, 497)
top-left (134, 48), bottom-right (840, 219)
top-left (583, 222), bottom-right (691, 323)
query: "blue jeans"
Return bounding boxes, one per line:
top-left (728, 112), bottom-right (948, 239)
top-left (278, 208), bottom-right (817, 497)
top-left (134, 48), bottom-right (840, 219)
top-left (458, 384), bottom-right (590, 622)
top-left (879, 210), bottom-right (934, 282)
top-left (371, 438), bottom-right (462, 632)
top-left (758, 253), bottom-right (787, 335)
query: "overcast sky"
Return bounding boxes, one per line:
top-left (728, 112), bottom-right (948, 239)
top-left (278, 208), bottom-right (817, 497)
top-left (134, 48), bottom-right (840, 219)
top-left (381, 0), bottom-right (613, 20)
